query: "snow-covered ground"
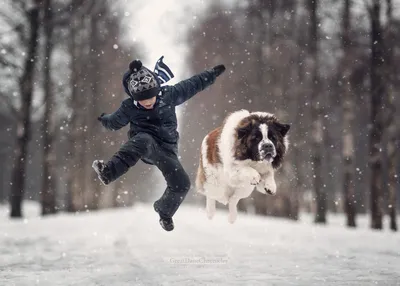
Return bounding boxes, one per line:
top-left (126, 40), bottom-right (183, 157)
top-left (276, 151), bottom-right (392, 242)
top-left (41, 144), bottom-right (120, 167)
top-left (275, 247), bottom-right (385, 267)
top-left (0, 202), bottom-right (399, 286)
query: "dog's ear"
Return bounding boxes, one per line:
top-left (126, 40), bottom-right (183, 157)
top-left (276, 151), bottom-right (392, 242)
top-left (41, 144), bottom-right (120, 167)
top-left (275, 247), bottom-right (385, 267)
top-left (274, 122), bottom-right (290, 137)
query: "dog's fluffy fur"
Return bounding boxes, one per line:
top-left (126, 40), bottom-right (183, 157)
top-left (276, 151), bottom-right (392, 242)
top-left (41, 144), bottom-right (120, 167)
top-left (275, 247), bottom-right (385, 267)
top-left (196, 110), bottom-right (290, 223)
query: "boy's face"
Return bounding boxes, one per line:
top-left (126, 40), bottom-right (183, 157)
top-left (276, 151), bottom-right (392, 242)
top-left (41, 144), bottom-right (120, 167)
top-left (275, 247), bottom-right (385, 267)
top-left (139, 96), bottom-right (157, 109)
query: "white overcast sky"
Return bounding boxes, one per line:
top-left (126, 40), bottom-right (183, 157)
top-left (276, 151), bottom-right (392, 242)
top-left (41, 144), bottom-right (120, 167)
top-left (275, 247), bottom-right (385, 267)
top-left (121, 0), bottom-right (211, 85)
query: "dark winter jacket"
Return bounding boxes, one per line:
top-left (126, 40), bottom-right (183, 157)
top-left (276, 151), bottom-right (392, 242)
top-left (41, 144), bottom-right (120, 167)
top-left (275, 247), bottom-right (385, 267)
top-left (99, 69), bottom-right (217, 145)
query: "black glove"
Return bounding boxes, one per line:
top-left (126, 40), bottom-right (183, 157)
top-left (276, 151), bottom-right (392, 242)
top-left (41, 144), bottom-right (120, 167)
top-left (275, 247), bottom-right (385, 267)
top-left (212, 64), bottom-right (226, 77)
top-left (97, 113), bottom-right (106, 122)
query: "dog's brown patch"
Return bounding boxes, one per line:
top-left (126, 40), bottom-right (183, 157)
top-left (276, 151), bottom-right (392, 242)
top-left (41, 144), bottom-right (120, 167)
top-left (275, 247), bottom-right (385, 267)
top-left (206, 127), bottom-right (222, 165)
top-left (196, 127), bottom-right (222, 192)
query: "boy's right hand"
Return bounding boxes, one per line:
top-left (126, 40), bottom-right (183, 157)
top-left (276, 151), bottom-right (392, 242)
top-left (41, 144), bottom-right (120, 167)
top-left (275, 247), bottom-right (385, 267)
top-left (212, 64), bottom-right (226, 77)
top-left (98, 113), bottom-right (106, 122)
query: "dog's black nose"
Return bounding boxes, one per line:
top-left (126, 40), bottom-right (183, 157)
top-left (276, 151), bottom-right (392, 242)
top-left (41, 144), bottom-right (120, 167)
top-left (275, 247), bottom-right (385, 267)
top-left (263, 143), bottom-right (274, 154)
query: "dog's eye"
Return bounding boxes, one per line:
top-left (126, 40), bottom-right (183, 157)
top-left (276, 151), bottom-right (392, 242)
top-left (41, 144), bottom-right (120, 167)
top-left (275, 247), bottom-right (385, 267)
top-left (252, 133), bottom-right (261, 141)
top-left (268, 131), bottom-right (275, 141)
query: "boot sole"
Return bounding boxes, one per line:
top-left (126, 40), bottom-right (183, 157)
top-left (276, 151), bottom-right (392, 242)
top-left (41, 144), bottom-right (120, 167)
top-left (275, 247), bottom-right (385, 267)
top-left (92, 160), bottom-right (109, 186)
top-left (154, 202), bottom-right (174, 231)
top-left (159, 220), bottom-right (174, 231)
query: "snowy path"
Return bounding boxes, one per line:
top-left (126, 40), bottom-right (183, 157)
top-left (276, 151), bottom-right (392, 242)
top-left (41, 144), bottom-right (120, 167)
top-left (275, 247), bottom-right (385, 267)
top-left (0, 203), bottom-right (399, 286)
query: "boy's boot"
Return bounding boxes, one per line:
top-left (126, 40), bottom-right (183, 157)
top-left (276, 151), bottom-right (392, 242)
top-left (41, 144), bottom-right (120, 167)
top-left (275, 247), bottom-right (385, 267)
top-left (153, 201), bottom-right (174, 231)
top-left (92, 160), bottom-right (113, 185)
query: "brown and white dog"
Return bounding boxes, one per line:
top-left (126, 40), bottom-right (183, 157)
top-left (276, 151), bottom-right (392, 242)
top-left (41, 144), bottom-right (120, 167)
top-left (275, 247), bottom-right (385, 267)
top-left (196, 110), bottom-right (290, 223)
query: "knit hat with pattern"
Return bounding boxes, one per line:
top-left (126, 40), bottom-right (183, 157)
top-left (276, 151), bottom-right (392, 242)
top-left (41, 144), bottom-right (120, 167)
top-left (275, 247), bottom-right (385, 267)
top-left (124, 60), bottom-right (160, 101)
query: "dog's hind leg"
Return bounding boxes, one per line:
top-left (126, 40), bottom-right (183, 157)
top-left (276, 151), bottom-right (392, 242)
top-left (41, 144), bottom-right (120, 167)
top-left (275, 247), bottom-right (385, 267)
top-left (206, 197), bottom-right (216, 220)
top-left (228, 196), bottom-right (240, 224)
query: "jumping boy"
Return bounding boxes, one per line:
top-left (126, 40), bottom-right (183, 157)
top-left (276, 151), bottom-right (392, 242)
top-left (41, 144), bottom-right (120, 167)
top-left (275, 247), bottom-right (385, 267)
top-left (92, 57), bottom-right (225, 231)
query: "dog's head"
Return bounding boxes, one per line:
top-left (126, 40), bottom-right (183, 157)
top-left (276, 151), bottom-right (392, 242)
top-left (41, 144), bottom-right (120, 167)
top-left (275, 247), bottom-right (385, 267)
top-left (234, 113), bottom-right (290, 169)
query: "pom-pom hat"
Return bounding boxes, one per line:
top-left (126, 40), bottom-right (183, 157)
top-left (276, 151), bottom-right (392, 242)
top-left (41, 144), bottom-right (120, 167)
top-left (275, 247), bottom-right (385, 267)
top-left (125, 60), bottom-right (160, 101)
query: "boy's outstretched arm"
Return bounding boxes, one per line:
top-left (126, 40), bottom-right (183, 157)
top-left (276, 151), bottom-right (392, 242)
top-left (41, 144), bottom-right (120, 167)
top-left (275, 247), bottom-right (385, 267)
top-left (169, 64), bottom-right (225, 106)
top-left (98, 100), bottom-right (131, 131)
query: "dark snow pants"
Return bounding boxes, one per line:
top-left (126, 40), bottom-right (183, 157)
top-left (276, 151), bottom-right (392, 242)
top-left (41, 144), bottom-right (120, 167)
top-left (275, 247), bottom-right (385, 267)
top-left (106, 133), bottom-right (191, 218)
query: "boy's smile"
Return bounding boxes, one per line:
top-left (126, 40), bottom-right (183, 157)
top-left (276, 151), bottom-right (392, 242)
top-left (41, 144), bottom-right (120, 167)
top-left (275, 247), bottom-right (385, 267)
top-left (139, 96), bottom-right (157, 109)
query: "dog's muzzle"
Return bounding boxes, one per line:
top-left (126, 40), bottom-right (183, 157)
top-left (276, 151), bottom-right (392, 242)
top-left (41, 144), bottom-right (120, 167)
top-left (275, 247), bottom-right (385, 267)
top-left (260, 143), bottom-right (276, 162)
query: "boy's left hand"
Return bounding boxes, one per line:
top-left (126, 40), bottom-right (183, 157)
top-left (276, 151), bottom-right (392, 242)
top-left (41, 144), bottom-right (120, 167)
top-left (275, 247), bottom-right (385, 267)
top-left (212, 64), bottom-right (226, 77)
top-left (98, 113), bottom-right (106, 122)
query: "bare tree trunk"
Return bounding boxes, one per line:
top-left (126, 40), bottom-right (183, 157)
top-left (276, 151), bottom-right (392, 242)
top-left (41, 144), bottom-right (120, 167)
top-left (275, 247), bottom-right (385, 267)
top-left (78, 18), bottom-right (91, 211)
top-left (66, 17), bottom-right (86, 212)
top-left (354, 80), bottom-right (369, 215)
top-left (283, 0), bottom-right (299, 220)
top-left (9, 4), bottom-right (40, 218)
top-left (341, 0), bottom-right (356, 227)
top-left (388, 144), bottom-right (398, 231)
top-left (65, 20), bottom-right (77, 212)
top-left (293, 5), bottom-right (308, 215)
top-left (41, 0), bottom-right (57, 216)
top-left (307, 0), bottom-right (326, 224)
top-left (0, 152), bottom-right (5, 203)
top-left (369, 0), bottom-right (385, 230)
top-left (384, 0), bottom-right (397, 231)
top-left (88, 12), bottom-right (102, 210)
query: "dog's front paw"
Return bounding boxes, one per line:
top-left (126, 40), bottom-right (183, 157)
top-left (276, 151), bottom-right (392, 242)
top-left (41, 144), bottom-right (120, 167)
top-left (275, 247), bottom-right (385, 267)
top-left (264, 188), bottom-right (276, 196)
top-left (250, 173), bottom-right (261, 186)
top-left (228, 168), bottom-right (260, 187)
top-left (242, 168), bottom-right (261, 186)
top-left (264, 178), bottom-right (277, 196)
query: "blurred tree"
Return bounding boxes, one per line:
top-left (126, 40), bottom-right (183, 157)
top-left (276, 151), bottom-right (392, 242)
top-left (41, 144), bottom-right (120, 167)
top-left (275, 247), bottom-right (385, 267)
top-left (9, 1), bottom-right (41, 218)
top-left (291, 0), bottom-right (312, 219)
top-left (86, 2), bottom-right (105, 210)
top-left (383, 0), bottom-right (397, 231)
top-left (340, 0), bottom-right (356, 227)
top-left (65, 11), bottom-right (82, 212)
top-left (306, 0), bottom-right (326, 224)
top-left (41, 0), bottom-right (57, 216)
top-left (40, 0), bottom-right (100, 215)
top-left (0, 0), bottom-right (145, 215)
top-left (65, 4), bottom-right (90, 212)
top-left (368, 0), bottom-right (385, 230)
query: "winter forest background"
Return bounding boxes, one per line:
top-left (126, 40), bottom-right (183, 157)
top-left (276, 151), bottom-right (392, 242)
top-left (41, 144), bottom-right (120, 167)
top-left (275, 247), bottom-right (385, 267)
top-left (0, 0), bottom-right (399, 231)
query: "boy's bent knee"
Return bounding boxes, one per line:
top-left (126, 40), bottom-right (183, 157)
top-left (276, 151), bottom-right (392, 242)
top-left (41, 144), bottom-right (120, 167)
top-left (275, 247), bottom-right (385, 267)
top-left (178, 169), bottom-right (191, 193)
top-left (165, 167), bottom-right (191, 194)
top-left (114, 133), bottom-right (156, 169)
